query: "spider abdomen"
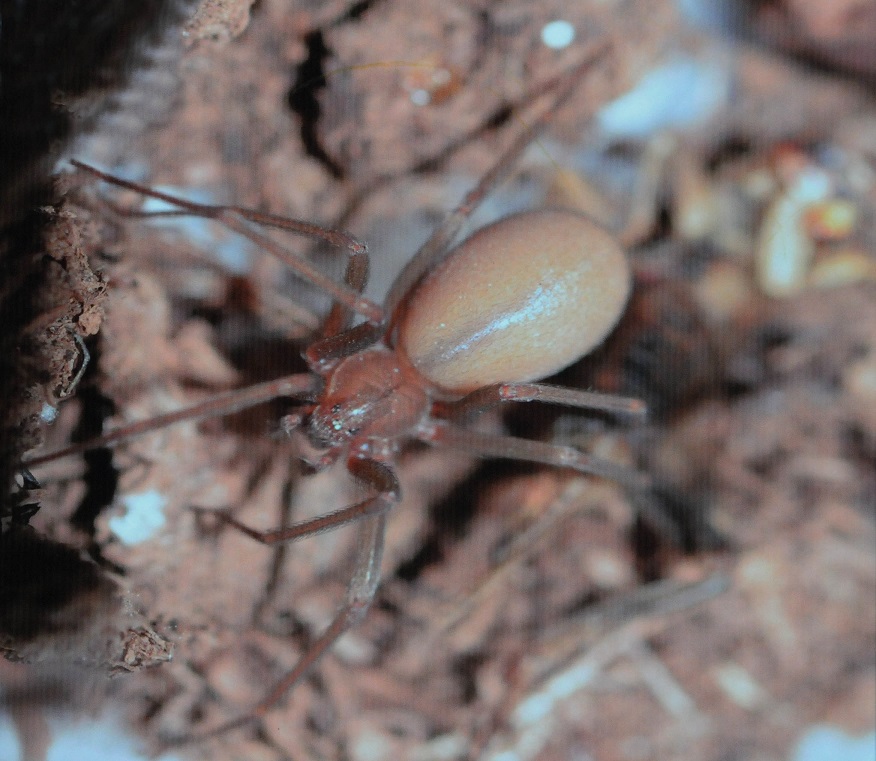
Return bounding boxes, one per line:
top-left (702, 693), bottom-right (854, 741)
top-left (396, 210), bottom-right (630, 394)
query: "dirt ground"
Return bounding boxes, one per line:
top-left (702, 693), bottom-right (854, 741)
top-left (4, 0), bottom-right (875, 760)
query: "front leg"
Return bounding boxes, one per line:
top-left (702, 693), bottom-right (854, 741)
top-left (171, 457), bottom-right (400, 745)
top-left (207, 457), bottom-right (398, 543)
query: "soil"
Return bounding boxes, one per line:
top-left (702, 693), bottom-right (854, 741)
top-left (4, 1), bottom-right (875, 760)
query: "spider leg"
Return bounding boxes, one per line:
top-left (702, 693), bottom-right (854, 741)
top-left (305, 248), bottom-right (386, 369)
top-left (435, 382), bottom-right (647, 423)
top-left (320, 237), bottom-right (370, 338)
top-left (209, 457), bottom-right (399, 543)
top-left (71, 160), bottom-right (383, 324)
top-left (383, 43), bottom-right (610, 321)
top-left (417, 419), bottom-right (650, 492)
top-left (178, 457), bottom-right (399, 745)
top-left (24, 373), bottom-right (318, 468)
top-left (305, 321), bottom-right (385, 370)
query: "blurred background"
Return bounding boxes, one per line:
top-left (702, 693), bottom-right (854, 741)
top-left (1, 1), bottom-right (874, 759)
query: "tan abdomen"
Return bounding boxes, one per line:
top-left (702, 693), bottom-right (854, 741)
top-left (397, 210), bottom-right (631, 394)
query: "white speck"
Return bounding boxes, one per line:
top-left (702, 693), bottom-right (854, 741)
top-left (489, 753), bottom-right (521, 761)
top-left (40, 402), bottom-right (59, 423)
top-left (597, 56), bottom-right (729, 138)
top-left (410, 733), bottom-right (469, 760)
top-left (410, 89), bottom-right (430, 106)
top-left (790, 166), bottom-right (832, 204)
top-left (351, 728), bottom-right (394, 761)
top-left (514, 693), bottom-right (553, 725)
top-left (541, 20), bottom-right (575, 50)
top-left (0, 709), bottom-right (185, 761)
top-left (792, 725), bottom-right (876, 761)
top-left (108, 490), bottom-right (167, 545)
top-left (712, 662), bottom-right (769, 709)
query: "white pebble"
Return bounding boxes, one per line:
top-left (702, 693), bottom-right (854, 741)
top-left (108, 490), bottom-right (167, 545)
top-left (541, 20), bottom-right (575, 50)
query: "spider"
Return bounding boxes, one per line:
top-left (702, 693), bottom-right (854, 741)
top-left (28, 48), bottom-right (647, 743)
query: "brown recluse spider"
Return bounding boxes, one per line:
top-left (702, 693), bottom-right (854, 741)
top-left (28, 47), bottom-right (649, 744)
